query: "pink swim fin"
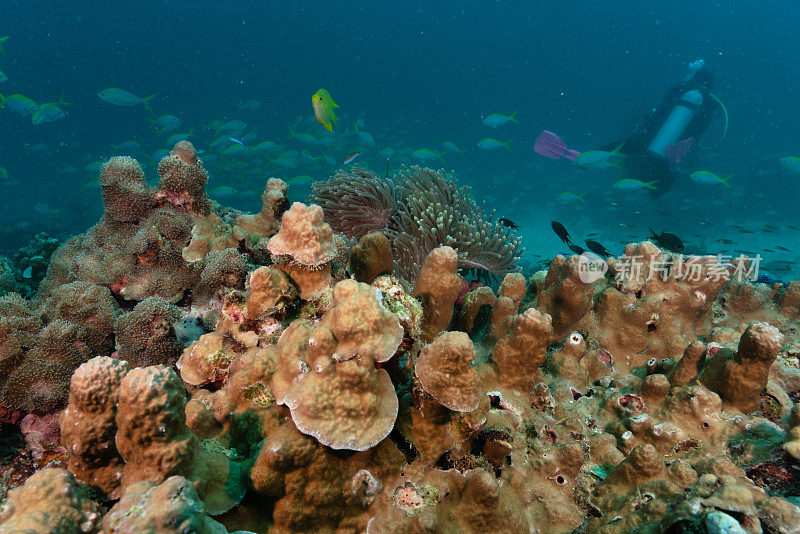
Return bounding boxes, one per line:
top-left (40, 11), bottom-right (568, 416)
top-left (534, 130), bottom-right (581, 161)
top-left (665, 137), bottom-right (695, 167)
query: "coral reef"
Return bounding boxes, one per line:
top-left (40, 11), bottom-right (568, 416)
top-left (3, 149), bottom-right (800, 534)
top-left (0, 233), bottom-right (61, 298)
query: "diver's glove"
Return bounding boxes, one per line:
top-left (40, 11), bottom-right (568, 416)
top-left (689, 59), bottom-right (705, 72)
top-left (683, 59), bottom-right (706, 83)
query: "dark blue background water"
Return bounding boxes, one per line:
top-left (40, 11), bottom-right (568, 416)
top-left (2, 1), bottom-right (799, 277)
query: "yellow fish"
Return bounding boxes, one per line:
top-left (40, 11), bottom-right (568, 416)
top-left (312, 88), bottom-right (338, 132)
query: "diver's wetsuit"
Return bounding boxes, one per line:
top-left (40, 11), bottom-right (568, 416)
top-left (609, 67), bottom-right (717, 197)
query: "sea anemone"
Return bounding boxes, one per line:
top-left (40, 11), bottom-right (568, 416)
top-left (310, 165), bottom-right (522, 283)
top-left (391, 166), bottom-right (522, 281)
top-left (310, 166), bottom-right (397, 240)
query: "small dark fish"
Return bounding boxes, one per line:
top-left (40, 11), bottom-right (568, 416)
top-left (385, 157), bottom-right (391, 179)
top-left (763, 248), bottom-right (775, 253)
top-left (498, 217), bottom-right (519, 229)
top-left (648, 228), bottom-right (684, 252)
top-left (717, 238), bottom-right (733, 245)
top-left (739, 229), bottom-right (755, 234)
top-left (567, 242), bottom-right (585, 255)
top-left (775, 245), bottom-right (791, 252)
top-left (761, 226), bottom-right (779, 234)
top-left (787, 225), bottom-right (800, 231)
top-left (343, 151), bottom-right (361, 165)
top-left (551, 221), bottom-right (570, 243)
top-left (585, 240), bottom-right (612, 257)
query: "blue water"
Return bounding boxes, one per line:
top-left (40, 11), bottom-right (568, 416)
top-left (2, 1), bottom-right (799, 279)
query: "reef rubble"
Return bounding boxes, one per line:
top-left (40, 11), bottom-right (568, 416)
top-left (1, 143), bottom-right (799, 533)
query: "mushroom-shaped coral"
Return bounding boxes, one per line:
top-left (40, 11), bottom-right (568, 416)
top-left (267, 202), bottom-right (336, 267)
top-left (416, 331), bottom-right (480, 412)
top-left (267, 202), bottom-right (336, 300)
top-left (282, 355), bottom-right (398, 451)
top-left (270, 279), bottom-right (405, 450)
top-left (323, 279), bottom-right (403, 363)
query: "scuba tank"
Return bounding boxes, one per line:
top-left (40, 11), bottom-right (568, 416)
top-left (647, 89), bottom-right (703, 158)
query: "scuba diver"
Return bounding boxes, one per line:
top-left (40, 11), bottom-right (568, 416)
top-left (611, 59), bottom-right (722, 197)
top-left (535, 60), bottom-right (726, 197)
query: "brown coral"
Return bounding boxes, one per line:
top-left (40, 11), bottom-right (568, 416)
top-left (60, 356), bottom-right (130, 497)
top-left (177, 332), bottom-right (239, 387)
top-left (700, 322), bottom-right (785, 412)
top-left (490, 307), bottom-right (554, 390)
top-left (323, 279), bottom-right (403, 363)
top-left (413, 246), bottom-right (462, 342)
top-left (267, 202), bottom-right (336, 267)
top-left (269, 280), bottom-right (404, 450)
top-left (99, 156), bottom-right (154, 224)
top-left (102, 476), bottom-right (228, 534)
top-left (0, 468), bottom-right (101, 533)
top-left (244, 266), bottom-right (293, 320)
top-left (416, 331), bottom-right (480, 412)
top-left (156, 141), bottom-right (211, 215)
top-left (283, 355), bottom-right (398, 451)
top-left (114, 297), bottom-right (183, 368)
top-left (349, 231), bottom-right (393, 284)
top-left (115, 366), bottom-right (198, 487)
top-left (234, 177), bottom-right (289, 247)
